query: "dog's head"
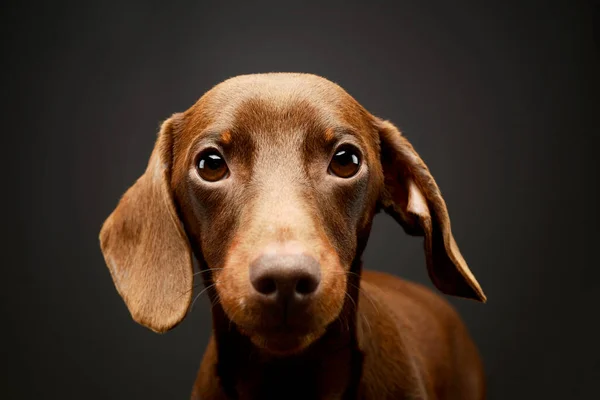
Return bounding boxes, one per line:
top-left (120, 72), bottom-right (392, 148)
top-left (100, 73), bottom-right (485, 355)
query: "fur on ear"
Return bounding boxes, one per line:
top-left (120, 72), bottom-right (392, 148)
top-left (376, 119), bottom-right (486, 302)
top-left (99, 114), bottom-right (193, 332)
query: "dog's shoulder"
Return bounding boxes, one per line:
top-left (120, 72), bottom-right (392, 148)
top-left (359, 269), bottom-right (482, 396)
top-left (360, 269), bottom-right (458, 319)
top-left (359, 269), bottom-right (464, 359)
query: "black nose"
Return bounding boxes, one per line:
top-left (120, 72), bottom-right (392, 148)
top-left (249, 254), bottom-right (321, 302)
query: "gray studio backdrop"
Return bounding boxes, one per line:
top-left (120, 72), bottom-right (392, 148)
top-left (4, 0), bottom-right (599, 399)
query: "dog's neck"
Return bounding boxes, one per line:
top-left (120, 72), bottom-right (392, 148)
top-left (210, 303), bottom-right (363, 400)
top-left (206, 261), bottom-right (365, 400)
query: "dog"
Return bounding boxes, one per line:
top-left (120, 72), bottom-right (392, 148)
top-left (99, 73), bottom-right (486, 399)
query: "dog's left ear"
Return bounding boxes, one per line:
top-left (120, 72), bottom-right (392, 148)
top-left (99, 114), bottom-right (193, 333)
top-left (375, 118), bottom-right (486, 302)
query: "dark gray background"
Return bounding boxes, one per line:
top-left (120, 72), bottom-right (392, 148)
top-left (3, 0), bottom-right (599, 399)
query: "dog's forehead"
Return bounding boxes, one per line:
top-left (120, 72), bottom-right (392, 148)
top-left (180, 73), bottom-right (372, 144)
top-left (204, 73), bottom-right (353, 116)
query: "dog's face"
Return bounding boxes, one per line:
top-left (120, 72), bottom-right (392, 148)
top-left (100, 73), bottom-right (485, 355)
top-left (170, 75), bottom-right (383, 353)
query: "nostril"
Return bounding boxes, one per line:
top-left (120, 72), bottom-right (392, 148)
top-left (249, 252), bottom-right (321, 299)
top-left (254, 276), bottom-right (277, 296)
top-left (295, 275), bottom-right (319, 295)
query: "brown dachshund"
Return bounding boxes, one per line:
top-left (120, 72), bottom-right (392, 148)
top-left (99, 73), bottom-right (486, 399)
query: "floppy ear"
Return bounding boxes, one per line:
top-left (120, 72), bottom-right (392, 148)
top-left (99, 114), bottom-right (193, 332)
top-left (376, 118), bottom-right (486, 302)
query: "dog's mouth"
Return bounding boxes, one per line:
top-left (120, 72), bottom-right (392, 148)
top-left (245, 325), bottom-right (327, 356)
top-left (232, 314), bottom-right (327, 355)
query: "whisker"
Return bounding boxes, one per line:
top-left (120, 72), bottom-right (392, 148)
top-left (345, 291), bottom-right (357, 311)
top-left (189, 282), bottom-right (217, 314)
top-left (347, 282), bottom-right (381, 316)
top-left (209, 292), bottom-right (221, 308)
top-left (344, 287), bottom-right (373, 336)
top-left (360, 309), bottom-right (373, 337)
top-left (173, 282), bottom-right (203, 303)
top-left (192, 268), bottom-right (224, 278)
top-left (328, 270), bottom-right (361, 278)
top-left (228, 306), bottom-right (243, 332)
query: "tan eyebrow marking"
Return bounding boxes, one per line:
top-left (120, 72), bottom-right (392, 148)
top-left (324, 128), bottom-right (336, 142)
top-left (221, 130), bottom-right (232, 144)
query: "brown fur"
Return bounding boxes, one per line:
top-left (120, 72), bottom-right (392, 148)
top-left (99, 73), bottom-right (486, 399)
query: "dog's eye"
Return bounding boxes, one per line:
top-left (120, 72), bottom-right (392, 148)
top-left (329, 145), bottom-right (361, 178)
top-left (197, 149), bottom-right (229, 182)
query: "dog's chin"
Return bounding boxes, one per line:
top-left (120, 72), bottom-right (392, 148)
top-left (247, 328), bottom-right (326, 356)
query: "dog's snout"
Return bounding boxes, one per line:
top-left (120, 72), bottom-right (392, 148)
top-left (249, 253), bottom-right (321, 302)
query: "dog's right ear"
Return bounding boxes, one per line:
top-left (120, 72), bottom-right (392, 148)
top-left (99, 114), bottom-right (193, 333)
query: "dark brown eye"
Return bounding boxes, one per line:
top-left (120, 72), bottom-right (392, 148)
top-left (329, 145), bottom-right (361, 178)
top-left (197, 149), bottom-right (228, 182)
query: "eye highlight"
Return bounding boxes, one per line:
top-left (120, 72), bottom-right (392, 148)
top-left (197, 149), bottom-right (229, 182)
top-left (329, 144), bottom-right (361, 178)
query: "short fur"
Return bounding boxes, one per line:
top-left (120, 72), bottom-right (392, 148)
top-left (100, 73), bottom-right (486, 399)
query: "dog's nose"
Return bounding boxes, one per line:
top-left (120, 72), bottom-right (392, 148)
top-left (249, 253), bottom-right (321, 302)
